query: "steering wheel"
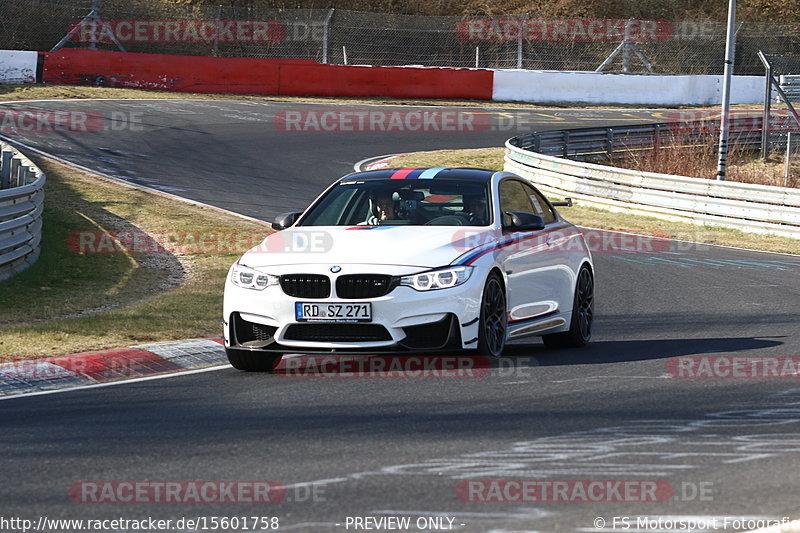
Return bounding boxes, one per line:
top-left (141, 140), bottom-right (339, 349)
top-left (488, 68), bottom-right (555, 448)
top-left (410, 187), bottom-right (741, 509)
top-left (424, 215), bottom-right (466, 226)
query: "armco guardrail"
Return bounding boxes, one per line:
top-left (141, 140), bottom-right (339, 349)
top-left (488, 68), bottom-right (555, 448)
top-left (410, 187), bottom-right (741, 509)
top-left (510, 121), bottom-right (763, 160)
top-left (0, 141), bottom-right (45, 280)
top-left (506, 122), bottom-right (800, 238)
top-left (780, 74), bottom-right (800, 102)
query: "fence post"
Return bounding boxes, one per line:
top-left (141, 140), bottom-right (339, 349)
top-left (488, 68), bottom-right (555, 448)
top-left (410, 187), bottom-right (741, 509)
top-left (89, 0), bottom-right (100, 51)
top-left (516, 15), bottom-right (527, 69)
top-left (786, 132), bottom-right (794, 187)
top-left (213, 5), bottom-right (221, 57)
top-left (322, 8), bottom-right (335, 64)
top-left (761, 59), bottom-right (772, 159)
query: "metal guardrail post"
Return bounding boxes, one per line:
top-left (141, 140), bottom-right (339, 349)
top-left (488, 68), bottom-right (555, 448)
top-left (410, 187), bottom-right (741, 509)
top-left (0, 150), bottom-right (12, 190)
top-left (653, 124), bottom-right (662, 151)
top-left (9, 158), bottom-right (20, 188)
top-left (605, 129), bottom-right (614, 159)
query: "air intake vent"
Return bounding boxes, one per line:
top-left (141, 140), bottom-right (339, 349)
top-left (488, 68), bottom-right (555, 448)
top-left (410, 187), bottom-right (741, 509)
top-left (284, 324), bottom-right (392, 342)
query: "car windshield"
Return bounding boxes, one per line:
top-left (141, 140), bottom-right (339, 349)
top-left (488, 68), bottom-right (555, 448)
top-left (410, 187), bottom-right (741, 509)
top-left (298, 178), bottom-right (492, 227)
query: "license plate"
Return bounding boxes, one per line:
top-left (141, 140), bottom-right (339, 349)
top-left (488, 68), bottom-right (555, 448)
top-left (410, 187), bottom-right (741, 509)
top-left (295, 302), bottom-right (372, 322)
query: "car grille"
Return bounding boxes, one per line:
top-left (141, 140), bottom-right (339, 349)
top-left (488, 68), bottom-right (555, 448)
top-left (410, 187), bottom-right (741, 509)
top-left (284, 324), bottom-right (392, 342)
top-left (336, 274), bottom-right (398, 299)
top-left (280, 274), bottom-right (331, 298)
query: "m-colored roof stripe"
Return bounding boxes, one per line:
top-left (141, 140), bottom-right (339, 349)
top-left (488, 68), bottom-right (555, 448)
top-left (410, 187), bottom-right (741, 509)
top-left (418, 167), bottom-right (449, 179)
top-left (390, 168), bottom-right (418, 180)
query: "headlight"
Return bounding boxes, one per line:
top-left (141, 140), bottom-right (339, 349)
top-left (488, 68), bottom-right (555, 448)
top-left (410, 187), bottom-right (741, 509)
top-left (230, 264), bottom-right (278, 291)
top-left (400, 266), bottom-right (473, 291)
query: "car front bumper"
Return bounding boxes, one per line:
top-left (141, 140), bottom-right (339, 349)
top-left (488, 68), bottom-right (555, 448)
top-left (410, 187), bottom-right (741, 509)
top-left (223, 264), bottom-right (486, 353)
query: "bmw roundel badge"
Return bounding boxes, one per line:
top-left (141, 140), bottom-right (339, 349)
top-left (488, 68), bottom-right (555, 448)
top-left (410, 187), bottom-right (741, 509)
top-left (330, 266), bottom-right (342, 273)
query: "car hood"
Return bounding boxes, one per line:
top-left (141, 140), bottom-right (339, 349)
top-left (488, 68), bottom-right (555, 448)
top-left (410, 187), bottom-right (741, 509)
top-left (239, 225), bottom-right (495, 269)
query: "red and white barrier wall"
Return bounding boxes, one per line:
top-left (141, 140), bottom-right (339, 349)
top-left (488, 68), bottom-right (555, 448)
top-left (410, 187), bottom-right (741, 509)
top-left (0, 50), bottom-right (38, 83)
top-left (0, 48), bottom-right (764, 105)
top-left (492, 69), bottom-right (763, 106)
top-left (36, 49), bottom-right (495, 100)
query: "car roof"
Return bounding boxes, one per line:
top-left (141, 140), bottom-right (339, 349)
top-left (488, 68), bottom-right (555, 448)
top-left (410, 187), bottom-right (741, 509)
top-left (341, 168), bottom-right (495, 182)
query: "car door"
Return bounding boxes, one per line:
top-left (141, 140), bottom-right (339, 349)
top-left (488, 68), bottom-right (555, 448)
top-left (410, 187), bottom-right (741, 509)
top-left (519, 181), bottom-right (577, 315)
top-left (496, 179), bottom-right (566, 334)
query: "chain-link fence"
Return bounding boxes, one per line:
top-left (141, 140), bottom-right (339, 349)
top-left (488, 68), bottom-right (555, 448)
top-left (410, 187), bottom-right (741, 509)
top-left (3, 0), bottom-right (800, 75)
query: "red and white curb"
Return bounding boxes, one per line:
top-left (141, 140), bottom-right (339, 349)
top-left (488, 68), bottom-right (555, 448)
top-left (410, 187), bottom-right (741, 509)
top-left (0, 338), bottom-right (228, 397)
top-left (353, 153), bottom-right (406, 172)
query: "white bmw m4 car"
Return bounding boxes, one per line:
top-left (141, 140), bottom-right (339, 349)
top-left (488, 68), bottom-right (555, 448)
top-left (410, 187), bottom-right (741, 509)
top-left (223, 167), bottom-right (594, 371)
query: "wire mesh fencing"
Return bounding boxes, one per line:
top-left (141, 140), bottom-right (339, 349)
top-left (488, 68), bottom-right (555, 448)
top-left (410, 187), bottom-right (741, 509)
top-left (3, 0), bottom-right (800, 75)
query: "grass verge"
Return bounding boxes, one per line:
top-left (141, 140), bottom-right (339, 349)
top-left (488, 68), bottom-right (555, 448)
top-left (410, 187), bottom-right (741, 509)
top-left (391, 148), bottom-right (800, 256)
top-left (0, 157), bottom-right (270, 361)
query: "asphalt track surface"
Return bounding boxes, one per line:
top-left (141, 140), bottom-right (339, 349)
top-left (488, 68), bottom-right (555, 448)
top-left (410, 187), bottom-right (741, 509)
top-left (2, 100), bottom-right (800, 533)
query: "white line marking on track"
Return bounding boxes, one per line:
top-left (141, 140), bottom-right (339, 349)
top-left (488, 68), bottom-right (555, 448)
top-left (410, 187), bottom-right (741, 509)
top-left (0, 364), bottom-right (230, 402)
top-left (283, 477), bottom-right (349, 490)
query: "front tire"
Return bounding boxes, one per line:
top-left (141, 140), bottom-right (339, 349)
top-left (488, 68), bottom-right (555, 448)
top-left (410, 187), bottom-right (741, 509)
top-left (477, 272), bottom-right (507, 357)
top-left (226, 348), bottom-right (283, 372)
top-left (543, 265), bottom-right (593, 348)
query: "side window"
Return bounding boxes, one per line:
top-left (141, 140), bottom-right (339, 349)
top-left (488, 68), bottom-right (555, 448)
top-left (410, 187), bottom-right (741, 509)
top-left (520, 182), bottom-right (557, 224)
top-left (499, 180), bottom-right (535, 226)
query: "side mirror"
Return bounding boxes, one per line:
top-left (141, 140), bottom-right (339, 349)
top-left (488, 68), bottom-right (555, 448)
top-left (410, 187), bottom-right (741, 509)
top-left (503, 211), bottom-right (545, 231)
top-left (271, 211), bottom-right (302, 230)
top-left (551, 198), bottom-right (573, 207)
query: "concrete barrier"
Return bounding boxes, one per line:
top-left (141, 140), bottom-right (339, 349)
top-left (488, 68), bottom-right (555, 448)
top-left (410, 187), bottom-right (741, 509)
top-left (493, 69), bottom-right (764, 105)
top-left (0, 50), bottom-right (38, 83)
